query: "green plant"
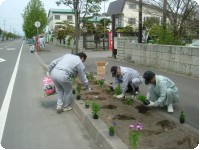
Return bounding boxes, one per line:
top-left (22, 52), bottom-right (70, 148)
top-left (114, 84), bottom-right (122, 95)
top-left (91, 102), bottom-right (101, 116)
top-left (179, 111), bottom-right (185, 124)
top-left (137, 95), bottom-right (146, 102)
top-left (109, 122), bottom-right (117, 136)
top-left (86, 72), bottom-right (94, 81)
top-left (129, 122), bottom-right (143, 148)
top-left (124, 97), bottom-right (133, 105)
top-left (76, 84), bottom-right (81, 95)
top-left (97, 77), bottom-right (105, 88)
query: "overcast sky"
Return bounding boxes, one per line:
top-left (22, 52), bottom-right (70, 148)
top-left (0, 0), bottom-right (114, 36)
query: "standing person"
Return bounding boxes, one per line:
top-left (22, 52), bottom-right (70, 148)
top-left (143, 71), bottom-right (179, 113)
top-left (110, 66), bottom-right (143, 98)
top-left (39, 35), bottom-right (45, 51)
top-left (48, 52), bottom-right (91, 113)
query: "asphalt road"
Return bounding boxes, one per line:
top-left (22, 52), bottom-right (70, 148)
top-left (0, 40), bottom-right (98, 148)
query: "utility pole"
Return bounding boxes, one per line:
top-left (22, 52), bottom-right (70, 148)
top-left (138, 0), bottom-right (142, 43)
top-left (74, 0), bottom-right (79, 54)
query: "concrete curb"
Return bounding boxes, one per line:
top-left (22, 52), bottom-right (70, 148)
top-left (72, 100), bottom-right (128, 149)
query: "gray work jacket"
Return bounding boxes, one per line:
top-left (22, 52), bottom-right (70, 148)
top-left (48, 54), bottom-right (89, 88)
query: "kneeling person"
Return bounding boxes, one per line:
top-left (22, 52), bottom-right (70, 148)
top-left (143, 71), bottom-right (179, 113)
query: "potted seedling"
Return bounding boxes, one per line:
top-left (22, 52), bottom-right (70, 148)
top-left (86, 72), bottom-right (94, 81)
top-left (109, 122), bottom-right (116, 136)
top-left (92, 102), bottom-right (101, 119)
top-left (76, 84), bottom-right (81, 100)
top-left (98, 77), bottom-right (105, 88)
top-left (114, 84), bottom-right (122, 96)
top-left (137, 95), bottom-right (150, 105)
top-left (72, 88), bottom-right (76, 94)
top-left (124, 97), bottom-right (133, 105)
top-left (179, 111), bottom-right (185, 124)
top-left (85, 100), bottom-right (90, 108)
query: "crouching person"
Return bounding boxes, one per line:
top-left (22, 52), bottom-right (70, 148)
top-left (143, 70), bottom-right (179, 113)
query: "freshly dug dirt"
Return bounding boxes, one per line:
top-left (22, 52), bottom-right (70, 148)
top-left (76, 78), bottom-right (198, 149)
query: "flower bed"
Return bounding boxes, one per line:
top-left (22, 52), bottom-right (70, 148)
top-left (74, 76), bottom-right (198, 149)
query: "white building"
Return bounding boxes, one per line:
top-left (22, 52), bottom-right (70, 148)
top-left (47, 9), bottom-right (75, 33)
top-left (107, 0), bottom-right (163, 29)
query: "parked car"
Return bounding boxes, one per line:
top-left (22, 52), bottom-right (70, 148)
top-left (186, 40), bottom-right (199, 48)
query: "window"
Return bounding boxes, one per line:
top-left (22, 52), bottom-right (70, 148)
top-left (67, 15), bottom-right (73, 22)
top-left (128, 18), bottom-right (136, 25)
top-left (54, 15), bottom-right (60, 20)
top-left (129, 3), bottom-right (136, 9)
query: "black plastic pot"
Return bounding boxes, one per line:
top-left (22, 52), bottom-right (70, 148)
top-left (180, 118), bottom-right (185, 124)
top-left (72, 89), bottom-right (76, 94)
top-left (85, 104), bottom-right (89, 108)
top-left (143, 99), bottom-right (150, 105)
top-left (93, 114), bottom-right (99, 119)
top-left (109, 131), bottom-right (114, 136)
top-left (76, 95), bottom-right (81, 100)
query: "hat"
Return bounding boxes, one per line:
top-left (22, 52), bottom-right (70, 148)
top-left (143, 71), bottom-right (155, 85)
top-left (110, 66), bottom-right (118, 77)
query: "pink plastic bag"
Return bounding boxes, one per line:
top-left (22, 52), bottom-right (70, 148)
top-left (43, 75), bottom-right (55, 96)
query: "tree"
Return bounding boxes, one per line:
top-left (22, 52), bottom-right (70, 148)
top-left (144, 0), bottom-right (199, 42)
top-left (22, 0), bottom-right (48, 38)
top-left (56, 0), bottom-right (106, 53)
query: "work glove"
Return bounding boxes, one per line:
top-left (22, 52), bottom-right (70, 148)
top-left (116, 94), bottom-right (125, 99)
top-left (146, 101), bottom-right (155, 107)
top-left (87, 87), bottom-right (92, 92)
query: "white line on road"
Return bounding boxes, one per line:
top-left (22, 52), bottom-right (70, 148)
top-left (0, 58), bottom-right (6, 63)
top-left (0, 43), bottom-right (24, 143)
top-left (6, 48), bottom-right (16, 51)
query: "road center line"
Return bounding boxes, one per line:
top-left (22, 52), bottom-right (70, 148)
top-left (0, 42), bottom-right (24, 143)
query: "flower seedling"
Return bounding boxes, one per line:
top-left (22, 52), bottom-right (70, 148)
top-left (124, 97), bottom-right (133, 105)
top-left (179, 111), bottom-right (185, 124)
top-left (109, 122), bottom-right (116, 136)
top-left (97, 77), bottom-right (105, 88)
top-left (85, 100), bottom-right (90, 108)
top-left (114, 84), bottom-right (122, 95)
top-left (137, 95), bottom-right (150, 105)
top-left (129, 122), bottom-right (143, 148)
top-left (76, 84), bottom-right (81, 100)
top-left (86, 72), bottom-right (94, 81)
top-left (91, 102), bottom-right (101, 119)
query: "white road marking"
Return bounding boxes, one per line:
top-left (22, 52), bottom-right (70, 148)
top-left (0, 58), bottom-right (6, 63)
top-left (0, 43), bottom-right (23, 143)
top-left (6, 48), bottom-right (16, 51)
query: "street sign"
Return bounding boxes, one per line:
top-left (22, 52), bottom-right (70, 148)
top-left (34, 21), bottom-right (41, 28)
top-left (0, 58), bottom-right (6, 63)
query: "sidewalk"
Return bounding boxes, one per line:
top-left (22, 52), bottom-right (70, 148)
top-left (36, 44), bottom-right (199, 133)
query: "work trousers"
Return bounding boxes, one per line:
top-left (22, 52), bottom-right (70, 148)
top-left (148, 87), bottom-right (179, 106)
top-left (50, 69), bottom-right (72, 107)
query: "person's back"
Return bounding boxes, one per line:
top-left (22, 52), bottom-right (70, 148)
top-left (55, 54), bottom-right (82, 75)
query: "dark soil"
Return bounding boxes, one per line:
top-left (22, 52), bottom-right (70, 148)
top-left (74, 77), bottom-right (198, 149)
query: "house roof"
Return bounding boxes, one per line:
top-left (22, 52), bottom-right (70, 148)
top-left (107, 0), bottom-right (126, 15)
top-left (107, 0), bottom-right (162, 15)
top-left (48, 9), bottom-right (74, 17)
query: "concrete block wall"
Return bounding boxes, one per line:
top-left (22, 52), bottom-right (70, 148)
top-left (117, 37), bottom-right (199, 78)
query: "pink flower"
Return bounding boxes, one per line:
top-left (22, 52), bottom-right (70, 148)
top-left (136, 122), bottom-right (143, 130)
top-left (129, 124), bottom-right (134, 129)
